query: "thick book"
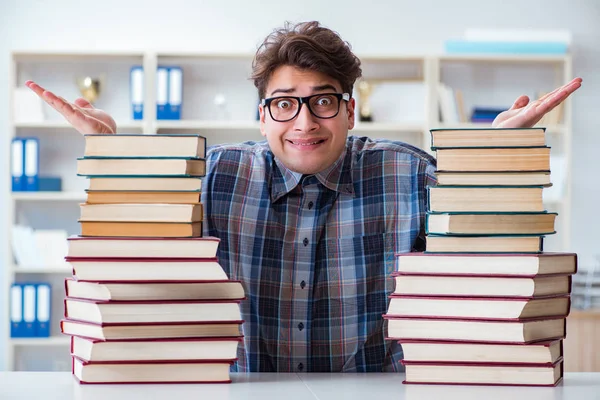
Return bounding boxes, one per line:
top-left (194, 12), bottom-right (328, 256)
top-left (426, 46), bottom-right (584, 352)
top-left (79, 221), bottom-right (203, 237)
top-left (83, 133), bottom-right (206, 158)
top-left (72, 356), bottom-right (234, 384)
top-left (434, 171), bottom-right (551, 186)
top-left (60, 319), bottom-right (243, 340)
top-left (436, 147), bottom-right (550, 172)
top-left (385, 315), bottom-right (566, 343)
top-left (88, 177), bottom-right (203, 191)
top-left (395, 252), bottom-right (577, 276)
top-left (64, 298), bottom-right (243, 324)
top-left (65, 278), bottom-right (245, 301)
top-left (426, 212), bottom-right (557, 235)
top-left (430, 127), bottom-right (546, 149)
top-left (67, 235), bottom-right (219, 258)
top-left (71, 335), bottom-right (242, 362)
top-left (425, 235), bottom-right (544, 253)
top-left (386, 295), bottom-right (571, 320)
top-left (427, 186), bottom-right (544, 212)
top-left (402, 358), bottom-right (563, 386)
top-left (65, 257), bottom-right (228, 282)
top-left (399, 339), bottom-right (562, 365)
top-left (79, 203), bottom-right (203, 223)
top-left (77, 157), bottom-right (206, 177)
top-left (392, 273), bottom-right (572, 298)
top-left (85, 190), bottom-right (202, 204)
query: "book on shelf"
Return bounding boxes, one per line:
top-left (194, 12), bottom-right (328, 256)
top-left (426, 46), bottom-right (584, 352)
top-left (395, 252), bottom-right (577, 276)
top-left (384, 315), bottom-right (566, 343)
top-left (430, 127), bottom-right (546, 148)
top-left (87, 176), bottom-right (203, 191)
top-left (72, 356), bottom-right (234, 384)
top-left (67, 235), bottom-right (219, 258)
top-left (61, 319), bottom-right (243, 340)
top-left (77, 157), bottom-right (206, 177)
top-left (83, 134), bottom-right (206, 158)
top-left (65, 257), bottom-right (227, 281)
top-left (65, 279), bottom-right (245, 301)
top-left (428, 186), bottom-right (545, 212)
top-left (64, 298), bottom-right (243, 324)
top-left (434, 171), bottom-right (552, 186)
top-left (79, 203), bottom-right (203, 223)
top-left (70, 335), bottom-right (242, 362)
top-left (399, 339), bottom-right (563, 365)
top-left (424, 235), bottom-right (544, 253)
top-left (386, 295), bottom-right (570, 320)
top-left (435, 147), bottom-right (550, 172)
top-left (426, 212), bottom-right (557, 235)
top-left (79, 221), bottom-right (203, 238)
top-left (401, 359), bottom-right (563, 386)
top-left (85, 190), bottom-right (202, 204)
top-left (392, 273), bottom-right (572, 298)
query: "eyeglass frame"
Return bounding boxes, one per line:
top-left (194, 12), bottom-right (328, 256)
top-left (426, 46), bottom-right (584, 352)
top-left (261, 92), bottom-right (351, 122)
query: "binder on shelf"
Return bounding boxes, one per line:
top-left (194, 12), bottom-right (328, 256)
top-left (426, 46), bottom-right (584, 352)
top-left (22, 284), bottom-right (37, 337)
top-left (11, 138), bottom-right (24, 192)
top-left (130, 66), bottom-right (144, 120)
top-left (167, 66), bottom-right (183, 120)
top-left (10, 284), bottom-right (24, 337)
top-left (36, 283), bottom-right (51, 337)
top-left (156, 66), bottom-right (169, 120)
top-left (23, 137), bottom-right (39, 191)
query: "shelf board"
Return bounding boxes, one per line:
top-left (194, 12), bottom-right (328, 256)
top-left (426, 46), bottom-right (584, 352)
top-left (12, 51), bottom-right (144, 63)
top-left (10, 337), bottom-right (70, 346)
top-left (12, 192), bottom-right (86, 201)
top-left (12, 265), bottom-right (71, 274)
top-left (352, 122), bottom-right (425, 133)
top-left (438, 54), bottom-right (569, 64)
top-left (14, 120), bottom-right (144, 130)
top-left (156, 120), bottom-right (260, 131)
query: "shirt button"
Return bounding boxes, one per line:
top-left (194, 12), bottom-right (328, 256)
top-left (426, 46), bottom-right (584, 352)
top-left (298, 363), bottom-right (304, 371)
top-left (298, 322), bottom-right (304, 331)
top-left (300, 280), bottom-right (306, 289)
top-left (308, 201), bottom-right (314, 210)
top-left (303, 238), bottom-right (309, 246)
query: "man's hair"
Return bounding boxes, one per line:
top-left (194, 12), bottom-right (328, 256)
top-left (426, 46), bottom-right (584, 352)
top-left (252, 21), bottom-right (362, 99)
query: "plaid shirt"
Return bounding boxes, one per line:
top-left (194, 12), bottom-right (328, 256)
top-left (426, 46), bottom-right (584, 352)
top-left (202, 135), bottom-right (437, 372)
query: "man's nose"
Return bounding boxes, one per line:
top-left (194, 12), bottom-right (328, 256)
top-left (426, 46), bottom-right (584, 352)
top-left (293, 103), bottom-right (319, 132)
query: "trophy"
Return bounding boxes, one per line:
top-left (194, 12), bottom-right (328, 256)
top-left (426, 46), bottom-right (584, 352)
top-left (76, 75), bottom-right (104, 104)
top-left (357, 80), bottom-right (374, 122)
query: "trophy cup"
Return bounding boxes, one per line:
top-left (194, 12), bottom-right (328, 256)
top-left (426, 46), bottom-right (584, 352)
top-left (357, 80), bottom-right (374, 122)
top-left (76, 75), bottom-right (103, 104)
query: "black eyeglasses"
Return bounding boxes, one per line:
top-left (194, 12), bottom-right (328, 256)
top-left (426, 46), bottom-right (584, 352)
top-left (261, 93), bottom-right (350, 122)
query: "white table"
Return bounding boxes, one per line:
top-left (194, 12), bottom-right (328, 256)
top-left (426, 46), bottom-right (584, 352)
top-left (0, 372), bottom-right (598, 400)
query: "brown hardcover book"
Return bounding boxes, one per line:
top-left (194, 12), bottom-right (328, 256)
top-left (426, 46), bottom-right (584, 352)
top-left (79, 221), bottom-right (203, 238)
top-left (436, 147), bottom-right (550, 172)
top-left (392, 273), bottom-right (572, 298)
top-left (77, 157), bottom-right (206, 177)
top-left (434, 171), bottom-right (551, 186)
top-left (79, 203), bottom-right (203, 223)
top-left (395, 252), bottom-right (577, 276)
top-left (430, 128), bottom-right (546, 149)
top-left (428, 186), bottom-right (544, 212)
top-left (88, 177), bottom-right (203, 191)
top-left (85, 190), bottom-right (201, 204)
top-left (83, 134), bottom-right (206, 158)
top-left (426, 212), bottom-right (556, 235)
top-left (425, 235), bottom-right (544, 253)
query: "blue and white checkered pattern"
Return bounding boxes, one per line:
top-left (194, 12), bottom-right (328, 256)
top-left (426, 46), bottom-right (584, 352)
top-left (202, 136), bottom-right (437, 372)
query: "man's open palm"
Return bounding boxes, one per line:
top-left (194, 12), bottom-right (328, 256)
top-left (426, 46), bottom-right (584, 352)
top-left (493, 77), bottom-right (582, 129)
top-left (26, 80), bottom-right (116, 134)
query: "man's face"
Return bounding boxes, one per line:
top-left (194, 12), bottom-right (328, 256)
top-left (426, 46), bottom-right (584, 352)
top-left (259, 65), bottom-right (355, 175)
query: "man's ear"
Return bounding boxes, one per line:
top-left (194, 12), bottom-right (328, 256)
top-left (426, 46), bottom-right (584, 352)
top-left (347, 97), bottom-right (355, 130)
top-left (259, 103), bottom-right (267, 137)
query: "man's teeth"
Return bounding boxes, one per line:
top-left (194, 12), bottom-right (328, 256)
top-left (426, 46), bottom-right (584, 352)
top-left (291, 140), bottom-right (321, 145)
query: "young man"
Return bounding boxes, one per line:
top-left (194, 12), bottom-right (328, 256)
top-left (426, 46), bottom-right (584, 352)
top-left (27, 21), bottom-right (582, 373)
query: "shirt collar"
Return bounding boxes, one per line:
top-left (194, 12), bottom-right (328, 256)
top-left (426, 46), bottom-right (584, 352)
top-left (270, 144), bottom-right (355, 202)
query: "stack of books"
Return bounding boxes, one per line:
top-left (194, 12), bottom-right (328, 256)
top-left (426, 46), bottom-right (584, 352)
top-left (385, 127), bottom-right (578, 386)
top-left (60, 134), bottom-right (244, 384)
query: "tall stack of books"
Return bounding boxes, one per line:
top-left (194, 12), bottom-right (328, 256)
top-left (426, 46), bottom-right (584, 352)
top-left (385, 127), bottom-right (577, 386)
top-left (60, 134), bottom-right (244, 384)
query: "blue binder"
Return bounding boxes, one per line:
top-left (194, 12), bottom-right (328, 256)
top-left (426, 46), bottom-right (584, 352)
top-left (156, 66), bottom-right (169, 119)
top-left (130, 66), bottom-right (144, 120)
top-left (22, 284), bottom-right (37, 337)
top-left (36, 283), bottom-right (51, 337)
top-left (23, 137), bottom-right (39, 191)
top-left (167, 66), bottom-right (183, 120)
top-left (10, 284), bottom-right (24, 337)
top-left (11, 138), bottom-right (24, 191)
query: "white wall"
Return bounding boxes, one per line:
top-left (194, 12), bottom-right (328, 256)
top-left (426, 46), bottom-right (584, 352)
top-left (1, 0), bottom-right (599, 365)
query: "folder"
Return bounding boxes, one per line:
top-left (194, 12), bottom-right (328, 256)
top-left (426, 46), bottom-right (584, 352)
top-left (23, 137), bottom-right (39, 191)
top-left (36, 283), bottom-right (51, 337)
top-left (10, 284), bottom-right (24, 337)
top-left (156, 67), bottom-right (168, 119)
top-left (167, 66), bottom-right (183, 120)
top-left (11, 138), bottom-right (24, 191)
top-left (22, 284), bottom-right (37, 337)
top-left (130, 66), bottom-right (144, 120)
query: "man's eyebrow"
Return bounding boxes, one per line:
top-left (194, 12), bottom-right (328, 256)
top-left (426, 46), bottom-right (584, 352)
top-left (269, 84), bottom-right (340, 97)
top-left (270, 87), bottom-right (295, 96)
